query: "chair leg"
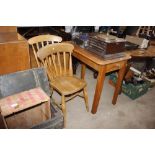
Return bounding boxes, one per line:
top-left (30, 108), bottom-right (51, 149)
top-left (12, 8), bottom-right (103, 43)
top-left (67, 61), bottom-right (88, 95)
top-left (50, 86), bottom-right (54, 95)
top-left (83, 87), bottom-right (89, 112)
top-left (61, 95), bottom-right (66, 128)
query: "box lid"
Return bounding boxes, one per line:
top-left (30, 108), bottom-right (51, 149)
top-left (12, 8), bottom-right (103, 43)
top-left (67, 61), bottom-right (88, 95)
top-left (0, 87), bottom-right (50, 116)
top-left (90, 33), bottom-right (126, 43)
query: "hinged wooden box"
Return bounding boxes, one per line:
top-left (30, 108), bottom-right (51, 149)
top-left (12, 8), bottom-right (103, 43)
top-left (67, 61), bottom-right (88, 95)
top-left (87, 33), bottom-right (126, 59)
top-left (0, 87), bottom-right (51, 129)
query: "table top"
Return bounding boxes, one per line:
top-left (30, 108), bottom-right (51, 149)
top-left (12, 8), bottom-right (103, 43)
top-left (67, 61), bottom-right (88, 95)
top-left (126, 46), bottom-right (155, 58)
top-left (0, 87), bottom-right (50, 117)
top-left (72, 43), bottom-right (131, 65)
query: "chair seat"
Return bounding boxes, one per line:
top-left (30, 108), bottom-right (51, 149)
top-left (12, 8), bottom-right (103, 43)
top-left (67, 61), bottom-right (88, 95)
top-left (51, 76), bottom-right (87, 95)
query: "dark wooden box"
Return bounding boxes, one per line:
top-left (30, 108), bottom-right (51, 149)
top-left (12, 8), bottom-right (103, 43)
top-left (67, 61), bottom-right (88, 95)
top-left (87, 33), bottom-right (125, 58)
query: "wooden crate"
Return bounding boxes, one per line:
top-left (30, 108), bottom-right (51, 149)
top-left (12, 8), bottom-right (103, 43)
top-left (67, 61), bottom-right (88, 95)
top-left (0, 87), bottom-right (51, 129)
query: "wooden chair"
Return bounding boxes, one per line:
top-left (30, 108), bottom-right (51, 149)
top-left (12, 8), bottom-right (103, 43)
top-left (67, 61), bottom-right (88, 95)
top-left (37, 43), bottom-right (89, 127)
top-left (28, 35), bottom-right (62, 67)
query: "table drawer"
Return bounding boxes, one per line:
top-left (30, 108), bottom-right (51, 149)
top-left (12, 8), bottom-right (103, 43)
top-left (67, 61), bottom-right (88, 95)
top-left (106, 61), bottom-right (124, 73)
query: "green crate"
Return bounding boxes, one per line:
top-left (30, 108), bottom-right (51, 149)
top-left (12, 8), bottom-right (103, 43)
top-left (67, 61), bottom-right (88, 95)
top-left (109, 73), bottom-right (150, 100)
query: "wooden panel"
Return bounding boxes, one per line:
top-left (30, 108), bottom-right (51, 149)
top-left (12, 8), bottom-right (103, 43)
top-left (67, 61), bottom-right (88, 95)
top-left (0, 26), bottom-right (17, 33)
top-left (0, 113), bottom-right (7, 128)
top-left (106, 42), bottom-right (125, 54)
top-left (0, 33), bottom-right (30, 75)
top-left (0, 32), bottom-right (18, 43)
top-left (5, 102), bottom-right (50, 129)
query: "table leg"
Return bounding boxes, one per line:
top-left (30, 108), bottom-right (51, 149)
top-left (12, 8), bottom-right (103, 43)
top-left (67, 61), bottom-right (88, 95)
top-left (146, 57), bottom-right (153, 70)
top-left (72, 57), bottom-right (79, 75)
top-left (91, 66), bottom-right (106, 114)
top-left (81, 63), bottom-right (86, 79)
top-left (112, 61), bottom-right (127, 105)
top-left (119, 63), bottom-right (131, 94)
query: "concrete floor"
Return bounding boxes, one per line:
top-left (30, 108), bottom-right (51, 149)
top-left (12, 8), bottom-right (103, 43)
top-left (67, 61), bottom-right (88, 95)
top-left (53, 64), bottom-right (155, 129)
